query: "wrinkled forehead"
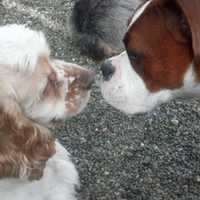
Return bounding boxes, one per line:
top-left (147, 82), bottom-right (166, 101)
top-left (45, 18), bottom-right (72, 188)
top-left (128, 0), bottom-right (152, 30)
top-left (124, 0), bottom-right (155, 47)
top-left (124, 0), bottom-right (171, 49)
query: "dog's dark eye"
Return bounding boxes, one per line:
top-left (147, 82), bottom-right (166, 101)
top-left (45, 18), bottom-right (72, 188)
top-left (127, 50), bottom-right (141, 63)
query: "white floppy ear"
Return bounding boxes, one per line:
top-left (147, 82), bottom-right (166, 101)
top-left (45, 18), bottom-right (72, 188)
top-left (175, 0), bottom-right (200, 78)
top-left (0, 99), bottom-right (55, 180)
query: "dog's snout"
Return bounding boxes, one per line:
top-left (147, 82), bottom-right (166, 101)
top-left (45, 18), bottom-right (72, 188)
top-left (101, 61), bottom-right (115, 81)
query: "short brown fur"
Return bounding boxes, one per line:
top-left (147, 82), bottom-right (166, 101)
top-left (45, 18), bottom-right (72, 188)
top-left (124, 0), bottom-right (194, 92)
top-left (175, 0), bottom-right (200, 79)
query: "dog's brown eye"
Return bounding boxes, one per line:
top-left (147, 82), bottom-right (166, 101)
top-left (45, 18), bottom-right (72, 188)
top-left (127, 50), bottom-right (141, 63)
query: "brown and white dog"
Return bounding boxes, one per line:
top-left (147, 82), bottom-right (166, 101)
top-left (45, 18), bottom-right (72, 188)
top-left (101, 0), bottom-right (200, 114)
top-left (0, 24), bottom-right (94, 200)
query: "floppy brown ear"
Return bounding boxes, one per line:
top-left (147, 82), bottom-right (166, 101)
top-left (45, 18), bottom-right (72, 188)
top-left (175, 0), bottom-right (200, 77)
top-left (0, 100), bottom-right (56, 180)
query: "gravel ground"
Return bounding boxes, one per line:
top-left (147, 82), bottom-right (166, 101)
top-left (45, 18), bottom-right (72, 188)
top-left (1, 1), bottom-right (200, 199)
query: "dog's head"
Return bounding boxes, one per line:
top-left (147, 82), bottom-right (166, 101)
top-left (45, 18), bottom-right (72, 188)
top-left (0, 24), bottom-right (94, 124)
top-left (0, 24), bottom-right (94, 179)
top-left (101, 0), bottom-right (200, 114)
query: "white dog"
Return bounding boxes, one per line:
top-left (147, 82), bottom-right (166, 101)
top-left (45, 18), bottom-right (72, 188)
top-left (0, 24), bottom-right (94, 200)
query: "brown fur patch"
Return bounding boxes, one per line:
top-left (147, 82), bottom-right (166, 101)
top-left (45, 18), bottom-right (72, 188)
top-left (0, 101), bottom-right (55, 180)
top-left (175, 0), bottom-right (200, 80)
top-left (124, 0), bottom-right (193, 92)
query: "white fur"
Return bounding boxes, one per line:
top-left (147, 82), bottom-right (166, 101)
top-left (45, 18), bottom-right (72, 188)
top-left (182, 65), bottom-right (200, 94)
top-left (177, 65), bottom-right (200, 97)
top-left (101, 51), bottom-right (200, 114)
top-left (0, 141), bottom-right (79, 200)
top-left (26, 99), bottom-right (67, 123)
top-left (0, 24), bottom-right (50, 73)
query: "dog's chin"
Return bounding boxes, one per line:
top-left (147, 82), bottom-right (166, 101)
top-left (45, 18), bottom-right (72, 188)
top-left (101, 88), bottom-right (152, 114)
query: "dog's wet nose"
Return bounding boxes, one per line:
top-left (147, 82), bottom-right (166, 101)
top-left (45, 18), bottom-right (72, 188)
top-left (101, 60), bottom-right (115, 81)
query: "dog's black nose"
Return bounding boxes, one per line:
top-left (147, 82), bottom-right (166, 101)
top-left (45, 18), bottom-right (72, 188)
top-left (101, 61), bottom-right (115, 81)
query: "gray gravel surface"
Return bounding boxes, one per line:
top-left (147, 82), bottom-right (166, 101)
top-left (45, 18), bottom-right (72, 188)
top-left (1, 1), bottom-right (200, 199)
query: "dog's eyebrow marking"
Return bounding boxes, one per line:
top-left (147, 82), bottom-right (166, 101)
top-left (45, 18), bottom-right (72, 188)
top-left (128, 0), bottom-right (151, 29)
